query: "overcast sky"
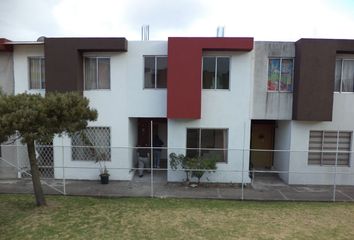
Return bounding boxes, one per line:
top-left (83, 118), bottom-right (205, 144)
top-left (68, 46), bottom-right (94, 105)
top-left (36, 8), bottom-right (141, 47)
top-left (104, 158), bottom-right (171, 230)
top-left (1, 0), bottom-right (354, 41)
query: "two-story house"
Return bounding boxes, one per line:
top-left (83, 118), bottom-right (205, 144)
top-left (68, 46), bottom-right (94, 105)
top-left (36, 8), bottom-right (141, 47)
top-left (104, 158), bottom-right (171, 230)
top-left (1, 36), bottom-right (354, 185)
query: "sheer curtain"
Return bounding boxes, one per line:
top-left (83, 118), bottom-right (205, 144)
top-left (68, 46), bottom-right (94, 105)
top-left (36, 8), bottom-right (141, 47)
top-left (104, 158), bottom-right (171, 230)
top-left (84, 58), bottom-right (97, 90)
top-left (29, 58), bottom-right (41, 89)
top-left (98, 58), bottom-right (110, 89)
top-left (341, 60), bottom-right (354, 92)
top-left (334, 59), bottom-right (342, 91)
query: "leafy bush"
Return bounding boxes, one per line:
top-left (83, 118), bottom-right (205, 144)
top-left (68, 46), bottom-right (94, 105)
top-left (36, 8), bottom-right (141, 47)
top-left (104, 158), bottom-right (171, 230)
top-left (169, 153), bottom-right (217, 184)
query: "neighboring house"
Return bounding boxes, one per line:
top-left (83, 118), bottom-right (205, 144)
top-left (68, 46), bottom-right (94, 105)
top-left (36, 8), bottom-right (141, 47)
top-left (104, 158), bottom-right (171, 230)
top-left (0, 38), bottom-right (17, 179)
top-left (1, 36), bottom-right (354, 185)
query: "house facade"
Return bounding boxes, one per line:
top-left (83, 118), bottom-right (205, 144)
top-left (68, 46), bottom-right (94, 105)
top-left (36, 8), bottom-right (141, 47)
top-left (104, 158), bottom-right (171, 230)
top-left (1, 36), bottom-right (354, 185)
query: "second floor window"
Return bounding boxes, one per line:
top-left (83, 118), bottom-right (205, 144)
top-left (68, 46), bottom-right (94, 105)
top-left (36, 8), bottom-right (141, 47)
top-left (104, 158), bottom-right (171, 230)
top-left (268, 58), bottom-right (294, 92)
top-left (335, 58), bottom-right (354, 92)
top-left (29, 57), bottom-right (45, 89)
top-left (203, 57), bottom-right (230, 89)
top-left (84, 57), bottom-right (110, 90)
top-left (144, 56), bottom-right (167, 88)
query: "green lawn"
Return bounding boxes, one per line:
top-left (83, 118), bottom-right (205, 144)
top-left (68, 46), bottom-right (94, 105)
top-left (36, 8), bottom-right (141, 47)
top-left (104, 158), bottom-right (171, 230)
top-left (1, 194), bottom-right (354, 240)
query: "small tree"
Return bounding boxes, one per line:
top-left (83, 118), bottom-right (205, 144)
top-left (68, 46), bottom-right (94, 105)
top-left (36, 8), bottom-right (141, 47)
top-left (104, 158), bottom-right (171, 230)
top-left (0, 92), bottom-right (97, 206)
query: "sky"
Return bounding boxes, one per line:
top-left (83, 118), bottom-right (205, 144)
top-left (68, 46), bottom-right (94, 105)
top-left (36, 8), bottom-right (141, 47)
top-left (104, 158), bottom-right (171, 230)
top-left (0, 0), bottom-right (354, 41)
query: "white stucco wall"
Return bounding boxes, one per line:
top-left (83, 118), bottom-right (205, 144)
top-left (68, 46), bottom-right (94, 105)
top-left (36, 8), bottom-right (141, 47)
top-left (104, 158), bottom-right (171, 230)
top-left (13, 44), bottom-right (45, 95)
top-left (252, 42), bottom-right (294, 120)
top-left (288, 93), bottom-right (354, 185)
top-left (273, 120), bottom-right (291, 183)
top-left (167, 51), bottom-right (253, 183)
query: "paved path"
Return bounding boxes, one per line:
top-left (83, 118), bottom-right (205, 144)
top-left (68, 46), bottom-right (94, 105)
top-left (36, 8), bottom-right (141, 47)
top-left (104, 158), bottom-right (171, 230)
top-left (1, 172), bottom-right (354, 202)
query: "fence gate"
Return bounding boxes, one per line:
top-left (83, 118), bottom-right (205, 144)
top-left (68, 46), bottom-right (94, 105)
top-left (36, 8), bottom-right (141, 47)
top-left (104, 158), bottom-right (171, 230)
top-left (21, 141), bottom-right (54, 179)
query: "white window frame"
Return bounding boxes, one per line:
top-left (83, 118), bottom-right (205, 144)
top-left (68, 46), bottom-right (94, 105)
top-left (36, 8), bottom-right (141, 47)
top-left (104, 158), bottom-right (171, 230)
top-left (186, 128), bottom-right (228, 163)
top-left (267, 57), bottom-right (294, 93)
top-left (334, 58), bottom-right (354, 93)
top-left (143, 55), bottom-right (168, 89)
top-left (83, 56), bottom-right (111, 90)
top-left (202, 56), bottom-right (231, 90)
top-left (28, 57), bottom-right (45, 90)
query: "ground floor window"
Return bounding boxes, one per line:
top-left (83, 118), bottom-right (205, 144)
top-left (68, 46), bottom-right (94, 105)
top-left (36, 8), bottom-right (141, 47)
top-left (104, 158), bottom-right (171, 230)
top-left (71, 127), bottom-right (111, 161)
top-left (186, 128), bottom-right (228, 162)
top-left (308, 131), bottom-right (351, 166)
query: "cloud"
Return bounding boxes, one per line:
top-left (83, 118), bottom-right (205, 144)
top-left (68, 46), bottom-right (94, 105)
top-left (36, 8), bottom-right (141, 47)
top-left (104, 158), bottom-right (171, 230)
top-left (0, 0), bottom-right (60, 40)
top-left (1, 0), bottom-right (354, 41)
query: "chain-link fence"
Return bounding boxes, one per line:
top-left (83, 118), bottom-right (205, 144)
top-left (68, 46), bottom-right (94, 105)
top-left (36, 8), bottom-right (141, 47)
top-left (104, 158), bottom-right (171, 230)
top-left (0, 145), bottom-right (354, 201)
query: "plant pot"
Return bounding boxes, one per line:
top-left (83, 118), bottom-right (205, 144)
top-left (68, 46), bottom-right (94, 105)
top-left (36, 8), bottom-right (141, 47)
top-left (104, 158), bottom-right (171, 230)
top-left (100, 174), bottom-right (109, 184)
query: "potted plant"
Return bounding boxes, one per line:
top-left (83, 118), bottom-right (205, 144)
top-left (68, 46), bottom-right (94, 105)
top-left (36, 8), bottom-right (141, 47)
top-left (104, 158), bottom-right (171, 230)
top-left (99, 166), bottom-right (110, 184)
top-left (96, 152), bottom-right (110, 184)
top-left (79, 131), bottom-right (110, 184)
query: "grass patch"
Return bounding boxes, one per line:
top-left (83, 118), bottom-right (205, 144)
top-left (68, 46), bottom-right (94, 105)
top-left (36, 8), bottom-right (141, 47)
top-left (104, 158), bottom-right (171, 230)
top-left (1, 194), bottom-right (354, 239)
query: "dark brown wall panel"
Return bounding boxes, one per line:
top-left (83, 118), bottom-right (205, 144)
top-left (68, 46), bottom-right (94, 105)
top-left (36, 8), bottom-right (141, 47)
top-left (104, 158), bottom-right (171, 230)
top-left (44, 38), bottom-right (127, 93)
top-left (293, 39), bottom-right (354, 121)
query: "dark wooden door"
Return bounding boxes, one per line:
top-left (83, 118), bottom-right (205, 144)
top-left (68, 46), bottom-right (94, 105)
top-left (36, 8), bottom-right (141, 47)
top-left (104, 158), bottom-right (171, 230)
top-left (250, 122), bottom-right (275, 169)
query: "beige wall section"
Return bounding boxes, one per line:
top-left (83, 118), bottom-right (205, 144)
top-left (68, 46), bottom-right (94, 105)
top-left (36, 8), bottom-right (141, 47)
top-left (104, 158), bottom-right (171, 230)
top-left (252, 42), bottom-right (294, 120)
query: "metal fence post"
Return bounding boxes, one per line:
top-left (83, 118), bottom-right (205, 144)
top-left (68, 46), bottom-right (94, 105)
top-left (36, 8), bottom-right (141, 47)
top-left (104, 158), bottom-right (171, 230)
top-left (150, 120), bottom-right (154, 198)
top-left (333, 130), bottom-right (340, 202)
top-left (241, 122), bottom-right (246, 201)
top-left (62, 139), bottom-right (66, 195)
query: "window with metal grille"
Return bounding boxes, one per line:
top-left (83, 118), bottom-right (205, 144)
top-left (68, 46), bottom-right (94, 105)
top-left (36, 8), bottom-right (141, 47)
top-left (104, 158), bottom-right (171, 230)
top-left (202, 57), bottom-right (230, 89)
top-left (186, 128), bottom-right (228, 162)
top-left (308, 131), bottom-right (351, 166)
top-left (144, 56), bottom-right (167, 88)
top-left (71, 127), bottom-right (111, 161)
top-left (335, 58), bottom-right (354, 92)
top-left (29, 57), bottom-right (45, 89)
top-left (84, 57), bottom-right (110, 90)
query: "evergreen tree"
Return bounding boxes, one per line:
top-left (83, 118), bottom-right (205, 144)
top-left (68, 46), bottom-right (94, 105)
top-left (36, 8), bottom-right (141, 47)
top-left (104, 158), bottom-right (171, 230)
top-left (0, 92), bottom-right (97, 206)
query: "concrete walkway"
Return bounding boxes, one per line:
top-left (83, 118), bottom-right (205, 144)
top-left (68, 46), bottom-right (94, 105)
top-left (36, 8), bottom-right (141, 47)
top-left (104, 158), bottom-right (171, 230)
top-left (1, 171), bottom-right (354, 202)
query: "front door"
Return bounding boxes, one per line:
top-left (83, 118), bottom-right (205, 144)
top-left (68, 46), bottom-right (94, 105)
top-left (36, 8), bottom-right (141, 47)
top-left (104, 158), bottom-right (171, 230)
top-left (250, 121), bottom-right (275, 169)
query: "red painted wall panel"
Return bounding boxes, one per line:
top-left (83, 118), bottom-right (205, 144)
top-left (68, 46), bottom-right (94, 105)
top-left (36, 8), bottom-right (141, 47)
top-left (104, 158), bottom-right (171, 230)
top-left (167, 37), bottom-right (253, 119)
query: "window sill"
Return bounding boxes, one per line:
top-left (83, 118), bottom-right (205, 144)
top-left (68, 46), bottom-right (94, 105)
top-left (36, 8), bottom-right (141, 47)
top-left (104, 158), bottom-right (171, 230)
top-left (202, 89), bottom-right (231, 91)
top-left (84, 89), bottom-right (111, 91)
top-left (142, 88), bottom-right (167, 90)
top-left (266, 91), bottom-right (293, 93)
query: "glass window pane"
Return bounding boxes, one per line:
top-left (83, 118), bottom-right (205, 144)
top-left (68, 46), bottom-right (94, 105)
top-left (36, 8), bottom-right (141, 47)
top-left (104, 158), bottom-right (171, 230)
top-left (156, 57), bottom-right (167, 88)
top-left (98, 58), bottom-right (110, 89)
top-left (335, 59), bottom-right (342, 92)
top-left (268, 59), bottom-right (280, 91)
top-left (186, 129), bottom-right (200, 158)
top-left (217, 57), bottom-right (230, 89)
top-left (85, 58), bottom-right (97, 90)
top-left (144, 57), bottom-right (155, 88)
top-left (201, 129), bottom-right (227, 162)
top-left (280, 59), bottom-right (293, 91)
top-left (29, 58), bottom-right (41, 89)
top-left (341, 60), bottom-right (354, 92)
top-left (203, 57), bottom-right (216, 89)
